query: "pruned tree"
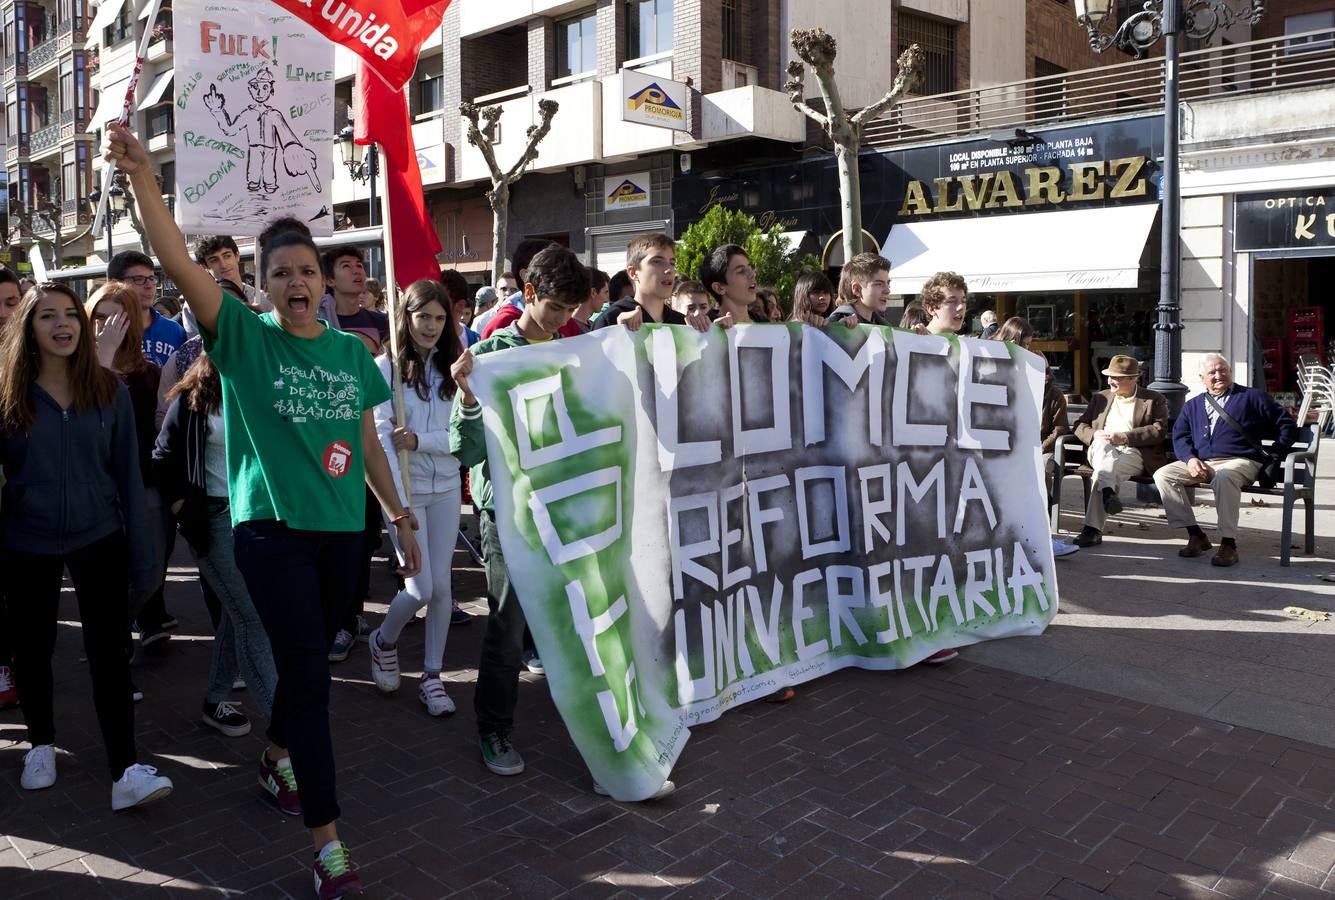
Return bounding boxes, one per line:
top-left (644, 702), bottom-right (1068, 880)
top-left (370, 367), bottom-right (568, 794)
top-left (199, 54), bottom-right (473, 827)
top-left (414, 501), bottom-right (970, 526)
top-left (786, 29), bottom-right (924, 265)
top-left (6, 176), bottom-right (77, 268)
top-left (461, 98), bottom-right (559, 283)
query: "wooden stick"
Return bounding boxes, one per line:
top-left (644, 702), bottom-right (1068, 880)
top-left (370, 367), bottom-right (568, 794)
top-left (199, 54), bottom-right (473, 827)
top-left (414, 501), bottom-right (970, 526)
top-left (376, 143), bottom-right (413, 510)
top-left (92, 0), bottom-right (163, 237)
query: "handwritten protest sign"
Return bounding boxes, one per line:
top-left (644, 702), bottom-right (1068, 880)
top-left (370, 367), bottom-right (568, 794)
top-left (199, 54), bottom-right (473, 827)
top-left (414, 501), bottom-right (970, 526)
top-left (174, 0), bottom-right (334, 236)
top-left (469, 323), bottom-right (1059, 801)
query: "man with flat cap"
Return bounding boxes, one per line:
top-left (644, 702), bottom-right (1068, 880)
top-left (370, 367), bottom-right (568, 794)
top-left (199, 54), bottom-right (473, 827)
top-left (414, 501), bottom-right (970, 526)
top-left (1072, 356), bottom-right (1170, 547)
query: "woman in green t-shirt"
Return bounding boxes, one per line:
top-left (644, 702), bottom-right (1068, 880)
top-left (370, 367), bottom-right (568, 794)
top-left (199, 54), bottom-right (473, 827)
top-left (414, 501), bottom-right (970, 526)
top-left (106, 122), bottom-right (420, 899)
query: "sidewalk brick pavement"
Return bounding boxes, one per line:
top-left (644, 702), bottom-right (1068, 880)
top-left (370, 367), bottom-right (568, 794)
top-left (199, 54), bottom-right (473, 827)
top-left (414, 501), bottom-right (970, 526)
top-left (3, 536), bottom-right (1335, 898)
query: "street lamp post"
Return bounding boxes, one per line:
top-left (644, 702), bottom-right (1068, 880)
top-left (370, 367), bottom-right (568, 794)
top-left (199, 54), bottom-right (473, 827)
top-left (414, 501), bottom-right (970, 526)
top-left (337, 125), bottom-right (378, 227)
top-left (1073, 0), bottom-right (1265, 415)
top-left (87, 183), bottom-right (128, 263)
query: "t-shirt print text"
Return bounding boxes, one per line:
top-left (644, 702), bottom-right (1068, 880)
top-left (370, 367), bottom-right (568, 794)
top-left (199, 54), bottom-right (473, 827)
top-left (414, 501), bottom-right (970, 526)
top-left (270, 363), bottom-right (361, 423)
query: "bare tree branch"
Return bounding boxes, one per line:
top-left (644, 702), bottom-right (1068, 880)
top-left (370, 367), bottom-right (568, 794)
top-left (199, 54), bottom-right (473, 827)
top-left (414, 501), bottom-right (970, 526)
top-left (790, 96), bottom-right (829, 130)
top-left (785, 46), bottom-right (829, 129)
top-left (460, 101), bottom-right (506, 185)
top-left (791, 28), bottom-right (848, 137)
top-left (852, 44), bottom-right (925, 127)
top-left (504, 98), bottom-right (559, 182)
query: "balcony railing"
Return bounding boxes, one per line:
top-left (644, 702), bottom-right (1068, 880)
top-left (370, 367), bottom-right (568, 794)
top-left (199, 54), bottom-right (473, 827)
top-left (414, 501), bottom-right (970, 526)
top-left (28, 35), bottom-right (61, 70)
top-left (863, 27), bottom-right (1335, 150)
top-left (31, 121), bottom-right (61, 153)
top-left (60, 107), bottom-right (88, 132)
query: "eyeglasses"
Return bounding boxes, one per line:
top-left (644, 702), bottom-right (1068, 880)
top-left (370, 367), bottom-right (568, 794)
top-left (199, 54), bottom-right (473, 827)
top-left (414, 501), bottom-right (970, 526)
top-left (125, 275), bottom-right (158, 287)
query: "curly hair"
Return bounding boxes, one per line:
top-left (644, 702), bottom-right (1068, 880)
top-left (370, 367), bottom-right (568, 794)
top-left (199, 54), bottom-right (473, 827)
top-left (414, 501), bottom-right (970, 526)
top-left (919, 271), bottom-right (968, 311)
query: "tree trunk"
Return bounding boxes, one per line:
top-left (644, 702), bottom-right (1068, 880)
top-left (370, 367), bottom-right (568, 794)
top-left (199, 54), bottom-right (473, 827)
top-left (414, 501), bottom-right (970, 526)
top-left (834, 139), bottom-right (862, 265)
top-left (491, 180), bottom-right (510, 285)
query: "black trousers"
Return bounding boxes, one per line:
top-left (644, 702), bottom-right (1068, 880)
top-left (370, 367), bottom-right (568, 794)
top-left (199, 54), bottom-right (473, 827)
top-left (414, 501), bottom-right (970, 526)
top-left (474, 510), bottom-right (528, 737)
top-left (340, 488), bottom-right (381, 634)
top-left (9, 531), bottom-right (137, 779)
top-left (233, 520), bottom-right (361, 829)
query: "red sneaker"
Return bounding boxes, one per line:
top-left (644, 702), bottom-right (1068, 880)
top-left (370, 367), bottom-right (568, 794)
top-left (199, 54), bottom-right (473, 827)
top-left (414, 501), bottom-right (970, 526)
top-left (313, 842), bottom-right (364, 899)
top-left (258, 750), bottom-right (302, 817)
top-left (0, 665), bottom-right (17, 708)
top-left (922, 648), bottom-right (959, 665)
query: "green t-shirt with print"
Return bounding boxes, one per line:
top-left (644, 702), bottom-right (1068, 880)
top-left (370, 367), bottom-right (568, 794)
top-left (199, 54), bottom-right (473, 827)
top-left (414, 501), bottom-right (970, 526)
top-left (203, 292), bottom-right (391, 531)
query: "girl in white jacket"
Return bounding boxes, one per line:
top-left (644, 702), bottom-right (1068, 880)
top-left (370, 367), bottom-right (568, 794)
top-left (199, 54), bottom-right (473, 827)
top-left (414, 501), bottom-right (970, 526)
top-left (370, 280), bottom-right (465, 715)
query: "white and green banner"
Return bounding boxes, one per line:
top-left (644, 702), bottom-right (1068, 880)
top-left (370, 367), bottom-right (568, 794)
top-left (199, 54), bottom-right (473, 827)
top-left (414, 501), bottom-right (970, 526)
top-left (470, 324), bottom-right (1058, 800)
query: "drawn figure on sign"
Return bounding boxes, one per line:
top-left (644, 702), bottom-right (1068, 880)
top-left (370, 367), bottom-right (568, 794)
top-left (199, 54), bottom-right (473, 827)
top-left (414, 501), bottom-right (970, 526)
top-left (201, 68), bottom-right (320, 195)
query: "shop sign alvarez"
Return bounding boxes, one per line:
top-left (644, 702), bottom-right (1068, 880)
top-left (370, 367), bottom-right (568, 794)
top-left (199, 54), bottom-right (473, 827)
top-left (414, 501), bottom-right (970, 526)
top-left (898, 155), bottom-right (1150, 217)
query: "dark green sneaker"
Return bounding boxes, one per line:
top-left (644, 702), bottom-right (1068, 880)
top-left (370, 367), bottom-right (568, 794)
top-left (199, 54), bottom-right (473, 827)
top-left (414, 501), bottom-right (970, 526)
top-left (479, 731), bottom-right (525, 776)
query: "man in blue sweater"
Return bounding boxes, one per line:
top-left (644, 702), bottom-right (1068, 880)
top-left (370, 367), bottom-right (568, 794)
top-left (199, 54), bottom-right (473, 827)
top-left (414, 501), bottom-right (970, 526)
top-left (1153, 353), bottom-right (1296, 566)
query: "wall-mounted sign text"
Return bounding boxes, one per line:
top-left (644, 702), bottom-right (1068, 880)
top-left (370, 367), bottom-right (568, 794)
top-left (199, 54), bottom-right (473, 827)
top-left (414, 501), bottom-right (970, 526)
top-left (1235, 188), bottom-right (1335, 251)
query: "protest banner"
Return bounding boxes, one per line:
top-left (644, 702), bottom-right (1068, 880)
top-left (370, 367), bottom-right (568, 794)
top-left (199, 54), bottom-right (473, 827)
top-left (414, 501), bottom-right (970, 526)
top-left (173, 0), bottom-right (335, 236)
top-left (468, 323), bottom-right (1059, 801)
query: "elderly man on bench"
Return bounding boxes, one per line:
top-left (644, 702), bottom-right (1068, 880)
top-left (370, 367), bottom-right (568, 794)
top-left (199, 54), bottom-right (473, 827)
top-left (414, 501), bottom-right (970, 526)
top-left (1153, 353), bottom-right (1297, 567)
top-left (1072, 356), bottom-right (1170, 548)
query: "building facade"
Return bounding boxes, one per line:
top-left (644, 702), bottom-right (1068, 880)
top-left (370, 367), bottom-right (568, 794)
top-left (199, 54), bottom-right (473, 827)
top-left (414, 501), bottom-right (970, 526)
top-left (2, 0), bottom-right (98, 267)
top-left (328, 0), bottom-right (1108, 281)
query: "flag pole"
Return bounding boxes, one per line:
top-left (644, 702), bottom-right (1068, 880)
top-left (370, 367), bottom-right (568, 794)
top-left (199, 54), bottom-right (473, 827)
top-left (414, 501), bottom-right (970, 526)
top-left (91, 0), bottom-right (163, 239)
top-left (376, 142), bottom-right (413, 510)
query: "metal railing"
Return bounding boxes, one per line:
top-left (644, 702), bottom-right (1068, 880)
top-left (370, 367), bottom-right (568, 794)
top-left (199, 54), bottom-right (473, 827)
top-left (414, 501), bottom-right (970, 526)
top-left (864, 27), bottom-right (1335, 149)
top-left (30, 121), bottom-right (61, 153)
top-left (60, 107), bottom-right (88, 132)
top-left (28, 35), bottom-right (61, 71)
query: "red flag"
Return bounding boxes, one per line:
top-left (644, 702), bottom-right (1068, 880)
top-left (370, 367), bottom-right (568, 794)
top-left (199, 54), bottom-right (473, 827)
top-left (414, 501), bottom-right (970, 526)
top-left (272, 0), bottom-right (449, 90)
top-left (354, 62), bottom-right (442, 287)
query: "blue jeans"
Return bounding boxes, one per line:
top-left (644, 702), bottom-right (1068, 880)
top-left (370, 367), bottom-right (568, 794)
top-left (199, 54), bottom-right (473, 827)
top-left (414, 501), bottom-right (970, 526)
top-left (233, 519), bottom-right (361, 829)
top-left (191, 499), bottom-right (277, 714)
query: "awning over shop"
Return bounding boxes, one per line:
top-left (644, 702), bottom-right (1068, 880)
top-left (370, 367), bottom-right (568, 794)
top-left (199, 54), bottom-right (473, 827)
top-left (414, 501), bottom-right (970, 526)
top-left (882, 203), bottom-right (1160, 296)
top-left (86, 0), bottom-right (128, 40)
top-left (780, 230), bottom-right (809, 250)
top-left (138, 69), bottom-right (174, 109)
top-left (88, 78), bottom-right (131, 130)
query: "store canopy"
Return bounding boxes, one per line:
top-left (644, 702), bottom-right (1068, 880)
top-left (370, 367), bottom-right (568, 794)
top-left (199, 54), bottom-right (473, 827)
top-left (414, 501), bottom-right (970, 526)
top-left (138, 69), bottom-right (174, 110)
top-left (86, 0), bottom-right (128, 40)
top-left (88, 78), bottom-right (131, 130)
top-left (882, 203), bottom-right (1160, 296)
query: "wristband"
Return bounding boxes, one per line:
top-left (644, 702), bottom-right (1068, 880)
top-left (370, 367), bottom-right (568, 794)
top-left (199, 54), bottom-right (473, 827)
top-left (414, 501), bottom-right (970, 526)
top-left (389, 512), bottom-right (411, 525)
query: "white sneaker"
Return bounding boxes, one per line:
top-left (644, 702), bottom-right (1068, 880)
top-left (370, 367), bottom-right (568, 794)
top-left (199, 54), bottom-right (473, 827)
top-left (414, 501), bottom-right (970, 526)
top-left (111, 763), bottom-right (173, 811)
top-left (592, 779), bottom-right (675, 801)
top-left (20, 744), bottom-right (56, 790)
top-left (369, 628), bottom-right (400, 693)
top-left (418, 675), bottom-right (455, 716)
top-left (1051, 538), bottom-right (1080, 558)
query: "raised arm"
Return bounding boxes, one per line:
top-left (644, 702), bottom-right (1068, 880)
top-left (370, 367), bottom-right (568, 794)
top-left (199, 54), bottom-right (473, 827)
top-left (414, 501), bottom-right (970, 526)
top-left (102, 122), bottom-right (223, 334)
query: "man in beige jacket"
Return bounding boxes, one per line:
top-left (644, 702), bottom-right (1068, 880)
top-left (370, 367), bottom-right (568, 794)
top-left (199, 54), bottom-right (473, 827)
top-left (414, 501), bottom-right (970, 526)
top-left (1072, 356), bottom-right (1170, 547)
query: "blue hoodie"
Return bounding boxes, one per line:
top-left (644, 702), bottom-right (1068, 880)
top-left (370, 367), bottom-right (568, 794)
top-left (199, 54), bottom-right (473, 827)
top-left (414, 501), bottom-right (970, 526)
top-left (0, 382), bottom-right (154, 592)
